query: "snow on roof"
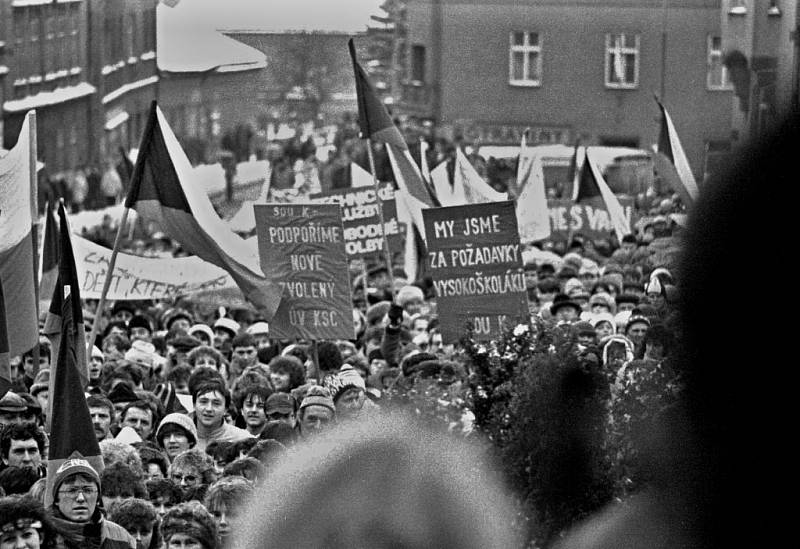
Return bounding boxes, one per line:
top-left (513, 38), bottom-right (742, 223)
top-left (2, 82), bottom-right (96, 113)
top-left (476, 144), bottom-right (651, 170)
top-left (157, 2), bottom-right (267, 73)
top-left (160, 0), bottom-right (382, 34)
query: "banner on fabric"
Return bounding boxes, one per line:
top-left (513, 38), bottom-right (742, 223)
top-left (423, 201), bottom-right (529, 343)
top-left (254, 204), bottom-right (354, 340)
top-left (73, 235), bottom-right (235, 300)
top-left (547, 197), bottom-right (635, 240)
top-left (310, 184), bottom-right (402, 257)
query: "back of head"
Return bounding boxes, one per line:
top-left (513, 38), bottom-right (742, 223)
top-left (235, 411), bottom-right (520, 548)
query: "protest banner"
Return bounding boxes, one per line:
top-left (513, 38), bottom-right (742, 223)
top-left (310, 183), bottom-right (402, 257)
top-left (423, 201), bottom-right (529, 343)
top-left (546, 197), bottom-right (636, 240)
top-left (254, 203), bottom-right (354, 340)
top-left (71, 234), bottom-right (236, 300)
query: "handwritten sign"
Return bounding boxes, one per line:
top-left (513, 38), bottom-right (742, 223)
top-left (310, 183), bottom-right (402, 257)
top-left (254, 203), bottom-right (354, 340)
top-left (70, 235), bottom-right (236, 300)
top-left (547, 197), bottom-right (636, 240)
top-left (423, 201), bottom-right (529, 343)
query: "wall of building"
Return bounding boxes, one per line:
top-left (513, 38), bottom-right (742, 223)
top-left (404, 0), bottom-right (733, 178)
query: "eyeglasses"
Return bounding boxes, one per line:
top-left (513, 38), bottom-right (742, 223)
top-left (267, 412), bottom-right (290, 420)
top-left (170, 474), bottom-right (198, 484)
top-left (58, 485), bottom-right (98, 499)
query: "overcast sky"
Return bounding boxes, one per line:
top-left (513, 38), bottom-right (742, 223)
top-left (160, 0), bottom-right (385, 33)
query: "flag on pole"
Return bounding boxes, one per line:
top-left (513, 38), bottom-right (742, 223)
top-left (515, 140), bottom-right (551, 243)
top-left (44, 203), bottom-right (103, 508)
top-left (0, 277), bottom-right (11, 399)
top-left (0, 112), bottom-right (39, 357)
top-left (38, 202), bottom-right (59, 315)
top-left (351, 161), bottom-right (374, 188)
top-left (655, 98), bottom-right (699, 205)
top-left (430, 161), bottom-right (457, 206)
top-left (453, 147), bottom-right (508, 204)
top-left (573, 147), bottom-right (631, 241)
top-left (348, 38), bottom-right (438, 244)
top-left (419, 138), bottom-right (432, 185)
top-left (125, 102), bottom-right (283, 318)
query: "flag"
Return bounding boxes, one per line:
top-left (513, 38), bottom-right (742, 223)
top-left (430, 161), bottom-right (457, 206)
top-left (351, 161), bottom-right (373, 188)
top-left (655, 98), bottom-right (699, 205)
top-left (349, 38), bottom-right (438, 245)
top-left (419, 138), bottom-right (432, 185)
top-left (573, 147), bottom-right (631, 241)
top-left (38, 202), bottom-right (59, 315)
top-left (0, 112), bottom-right (39, 357)
top-left (453, 147), bottom-right (508, 204)
top-left (44, 203), bottom-right (103, 508)
top-left (515, 139), bottom-right (551, 243)
top-left (0, 277), bottom-right (11, 399)
top-left (395, 190), bottom-right (428, 283)
top-left (126, 102), bottom-right (282, 318)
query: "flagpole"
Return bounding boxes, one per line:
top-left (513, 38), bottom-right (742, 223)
top-left (361, 259), bottom-right (369, 311)
top-left (86, 207), bottom-right (131, 357)
top-left (28, 111), bottom-right (41, 375)
top-left (365, 138), bottom-right (395, 293)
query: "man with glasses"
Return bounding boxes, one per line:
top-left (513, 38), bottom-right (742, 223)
top-left (48, 451), bottom-right (136, 548)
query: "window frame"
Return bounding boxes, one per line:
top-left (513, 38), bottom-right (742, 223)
top-left (508, 31), bottom-right (542, 87)
top-left (706, 35), bottom-right (732, 91)
top-left (604, 33), bottom-right (640, 90)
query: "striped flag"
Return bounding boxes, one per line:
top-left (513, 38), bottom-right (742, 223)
top-left (348, 38), bottom-right (438, 245)
top-left (0, 277), bottom-right (11, 399)
top-left (0, 112), bottom-right (39, 357)
top-left (44, 203), bottom-right (103, 508)
top-left (452, 147), bottom-right (508, 205)
top-left (655, 98), bottom-right (699, 205)
top-left (515, 138), bottom-right (551, 243)
top-left (126, 102), bottom-right (283, 318)
top-left (573, 147), bottom-right (631, 241)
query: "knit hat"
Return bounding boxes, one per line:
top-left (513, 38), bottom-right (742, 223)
top-left (188, 324), bottom-right (214, 344)
top-left (396, 285), bottom-right (424, 308)
top-left (298, 386), bottom-right (335, 414)
top-left (124, 340), bottom-right (159, 370)
top-left (563, 277), bottom-right (584, 296)
top-left (589, 292), bottom-right (615, 312)
top-left (51, 451), bottom-right (101, 499)
top-left (213, 317), bottom-right (240, 338)
top-left (265, 393), bottom-right (294, 415)
top-left (160, 501), bottom-right (217, 549)
top-left (0, 391), bottom-right (27, 412)
top-left (30, 369), bottom-right (51, 396)
top-left (107, 382), bottom-right (139, 404)
top-left (625, 314), bottom-right (651, 332)
top-left (246, 321), bottom-right (270, 336)
top-left (325, 365), bottom-right (367, 401)
top-left (156, 412), bottom-right (198, 447)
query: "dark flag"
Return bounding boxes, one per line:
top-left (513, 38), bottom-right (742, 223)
top-left (0, 276), bottom-right (11, 399)
top-left (38, 202), bottom-right (59, 315)
top-left (44, 203), bottom-right (103, 508)
top-left (571, 148), bottom-right (631, 241)
top-left (654, 97), bottom-right (699, 206)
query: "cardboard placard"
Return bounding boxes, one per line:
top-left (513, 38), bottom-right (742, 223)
top-left (423, 201), bottom-right (529, 342)
top-left (310, 183), bottom-right (402, 257)
top-left (254, 203), bottom-right (354, 340)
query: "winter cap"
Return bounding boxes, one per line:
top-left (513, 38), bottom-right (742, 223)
top-left (562, 252), bottom-right (583, 272)
top-left (573, 321), bottom-right (596, 337)
top-left (160, 501), bottom-right (218, 549)
top-left (156, 412), bottom-right (198, 447)
top-left (0, 391), bottom-right (27, 412)
top-left (365, 301), bottom-right (392, 326)
top-left (396, 285), bottom-right (425, 308)
top-left (399, 351), bottom-right (438, 377)
top-left (557, 265), bottom-right (578, 280)
top-left (615, 293), bottom-right (640, 306)
top-left (600, 273), bottom-right (624, 294)
top-left (91, 346), bottom-right (104, 359)
top-left (246, 321), bottom-right (270, 336)
top-left (589, 292), bottom-right (615, 311)
top-left (550, 294), bottom-right (582, 316)
top-left (590, 312), bottom-right (616, 332)
top-left (567, 286), bottom-right (590, 301)
top-left (579, 259), bottom-right (600, 277)
top-left (188, 324), bottom-right (214, 343)
top-left (107, 382), bottom-right (139, 404)
top-left (625, 314), bottom-right (651, 332)
top-left (298, 386), bottom-right (335, 415)
top-left (326, 365), bottom-right (366, 401)
top-left (265, 393), bottom-right (294, 415)
top-left (51, 451), bottom-right (101, 498)
top-left (129, 314), bottom-right (153, 333)
top-left (111, 302), bottom-right (135, 317)
top-left (213, 317), bottom-right (240, 338)
top-left (124, 340), bottom-right (158, 370)
top-left (30, 369), bottom-right (51, 396)
top-left (163, 308), bottom-right (194, 331)
top-left (367, 348), bottom-right (384, 362)
top-left (169, 335), bottom-right (202, 353)
top-left (645, 276), bottom-right (663, 295)
top-left (563, 277), bottom-right (584, 296)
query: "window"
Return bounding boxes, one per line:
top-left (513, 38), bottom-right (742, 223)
top-left (605, 33), bottom-right (639, 89)
top-left (707, 36), bottom-right (731, 90)
top-left (410, 44), bottom-right (425, 83)
top-left (728, 1), bottom-right (747, 15)
top-left (509, 31), bottom-right (541, 87)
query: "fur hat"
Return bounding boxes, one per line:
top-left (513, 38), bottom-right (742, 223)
top-left (396, 285), bottom-right (424, 308)
top-left (129, 314), bottom-right (153, 333)
top-left (30, 369), bottom-right (50, 396)
top-left (160, 501), bottom-right (218, 549)
top-left (156, 413), bottom-right (198, 447)
top-left (550, 294), bottom-right (582, 316)
top-left (0, 391), bottom-right (27, 412)
top-left (563, 277), bottom-right (584, 296)
top-left (164, 309), bottom-right (194, 331)
top-left (573, 321), bottom-right (596, 337)
top-left (365, 301), bottom-right (392, 326)
top-left (589, 292), bottom-right (616, 313)
top-left (399, 351), bottom-right (438, 377)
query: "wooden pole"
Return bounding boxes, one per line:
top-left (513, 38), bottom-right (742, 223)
top-left (361, 259), bottom-right (369, 311)
top-left (86, 207), bottom-right (131, 357)
top-left (28, 111), bottom-right (41, 375)
top-left (365, 138), bottom-right (395, 294)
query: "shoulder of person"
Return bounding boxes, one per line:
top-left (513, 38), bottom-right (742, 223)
top-left (100, 519), bottom-right (137, 549)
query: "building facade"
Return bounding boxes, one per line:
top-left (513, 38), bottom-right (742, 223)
top-left (398, 0), bottom-right (735, 179)
top-left (0, 0), bottom-right (157, 182)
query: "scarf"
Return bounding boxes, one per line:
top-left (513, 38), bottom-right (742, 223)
top-left (50, 508), bottom-right (103, 549)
